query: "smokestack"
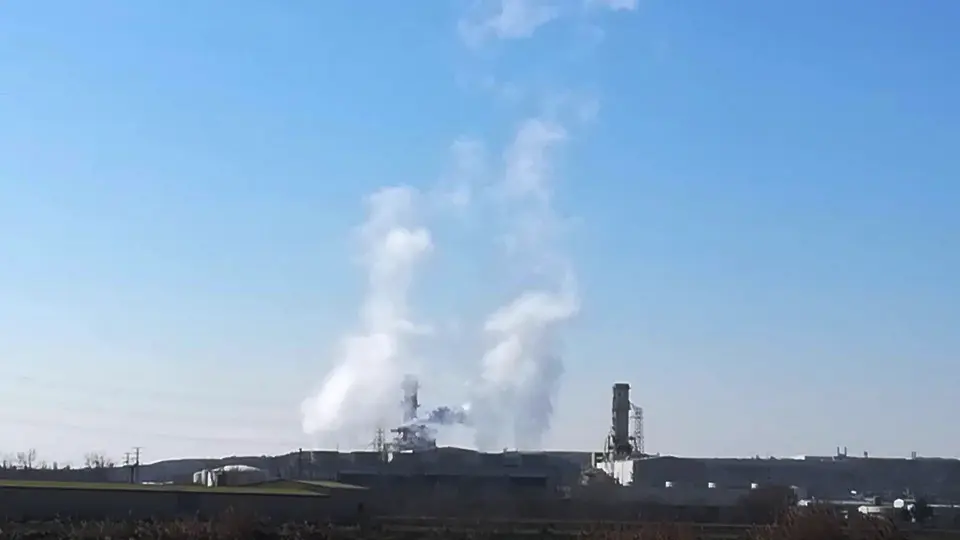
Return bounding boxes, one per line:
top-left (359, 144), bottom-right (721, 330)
top-left (611, 383), bottom-right (631, 455)
top-left (401, 375), bottom-right (420, 422)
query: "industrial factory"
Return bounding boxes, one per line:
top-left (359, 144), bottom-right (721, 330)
top-left (325, 378), bottom-right (960, 507)
top-left (192, 379), bottom-right (959, 508)
top-left (383, 375), bottom-right (472, 453)
top-left (4, 378), bottom-right (958, 526)
top-left (16, 377), bottom-right (954, 519)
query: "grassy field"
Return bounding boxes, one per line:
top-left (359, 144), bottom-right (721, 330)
top-left (3, 508), bottom-right (959, 540)
top-left (1, 518), bottom-right (951, 540)
top-left (0, 479), bottom-right (325, 496)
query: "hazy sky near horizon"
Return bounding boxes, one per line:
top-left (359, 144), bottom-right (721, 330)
top-left (1, 1), bottom-right (958, 465)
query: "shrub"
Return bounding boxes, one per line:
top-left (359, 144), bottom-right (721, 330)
top-left (0, 507), bottom-right (914, 539)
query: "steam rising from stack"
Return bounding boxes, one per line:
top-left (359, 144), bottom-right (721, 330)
top-left (300, 187), bottom-right (432, 440)
top-left (300, 1), bottom-right (633, 450)
top-left (472, 119), bottom-right (579, 451)
top-left (401, 374), bottom-right (420, 422)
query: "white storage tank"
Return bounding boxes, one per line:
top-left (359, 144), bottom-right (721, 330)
top-left (203, 469), bottom-right (217, 487)
top-left (192, 469), bottom-right (219, 486)
top-left (214, 464), bottom-right (268, 486)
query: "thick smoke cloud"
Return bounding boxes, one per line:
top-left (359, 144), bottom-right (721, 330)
top-left (300, 187), bottom-right (432, 441)
top-left (479, 280), bottom-right (578, 449)
top-left (464, 116), bottom-right (580, 451)
top-left (425, 405), bottom-right (472, 426)
top-left (300, 0), bottom-right (632, 451)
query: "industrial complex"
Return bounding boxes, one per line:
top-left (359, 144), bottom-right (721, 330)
top-left (137, 379), bottom-right (960, 506)
top-left (3, 379), bottom-right (959, 524)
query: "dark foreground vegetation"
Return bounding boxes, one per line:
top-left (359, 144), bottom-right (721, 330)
top-left (2, 508), bottom-right (955, 540)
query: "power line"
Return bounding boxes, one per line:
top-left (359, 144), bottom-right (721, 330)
top-left (0, 373), bottom-right (311, 430)
top-left (3, 373), bottom-right (299, 410)
top-left (0, 388), bottom-right (297, 426)
top-left (131, 447), bottom-right (142, 483)
top-left (0, 373), bottom-right (367, 457)
top-left (0, 412), bottom-right (310, 447)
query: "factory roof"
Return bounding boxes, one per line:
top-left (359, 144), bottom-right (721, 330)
top-left (247, 479), bottom-right (368, 493)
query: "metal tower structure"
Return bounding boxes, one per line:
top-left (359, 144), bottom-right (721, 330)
top-left (592, 383), bottom-right (649, 483)
top-left (390, 375), bottom-right (437, 452)
top-left (371, 427), bottom-right (389, 461)
top-left (631, 404), bottom-right (644, 456)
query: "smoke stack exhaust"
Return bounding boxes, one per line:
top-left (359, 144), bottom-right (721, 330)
top-left (401, 375), bottom-right (420, 422)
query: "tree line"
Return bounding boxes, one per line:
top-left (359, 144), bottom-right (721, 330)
top-left (0, 449), bottom-right (116, 470)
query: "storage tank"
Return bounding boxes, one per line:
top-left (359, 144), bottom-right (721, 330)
top-left (193, 469), bottom-right (217, 487)
top-left (611, 383), bottom-right (632, 455)
top-left (214, 464), bottom-right (268, 486)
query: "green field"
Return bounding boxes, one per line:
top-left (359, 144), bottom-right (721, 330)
top-left (0, 479), bottom-right (325, 496)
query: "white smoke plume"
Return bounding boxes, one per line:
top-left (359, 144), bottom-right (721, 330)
top-left (300, 187), bottom-right (432, 441)
top-left (472, 118), bottom-right (580, 451)
top-left (301, 0), bottom-right (631, 451)
top-left (425, 404), bottom-right (473, 426)
top-left (455, 0), bottom-right (637, 450)
top-left (459, 0), bottom-right (638, 47)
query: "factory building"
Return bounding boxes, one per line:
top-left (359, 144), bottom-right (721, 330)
top-left (631, 454), bottom-right (960, 501)
top-left (143, 379), bottom-right (960, 509)
top-left (285, 447), bottom-right (579, 495)
top-left (588, 383), bottom-right (960, 504)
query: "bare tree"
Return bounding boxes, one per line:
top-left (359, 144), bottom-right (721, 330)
top-left (15, 449), bottom-right (37, 469)
top-left (84, 452), bottom-right (115, 469)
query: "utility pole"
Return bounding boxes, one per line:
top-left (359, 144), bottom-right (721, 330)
top-left (132, 447), bottom-right (142, 484)
top-left (371, 428), bottom-right (388, 462)
top-left (123, 452), bottom-right (133, 484)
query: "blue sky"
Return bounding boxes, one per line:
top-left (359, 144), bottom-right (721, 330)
top-left (1, 1), bottom-right (957, 464)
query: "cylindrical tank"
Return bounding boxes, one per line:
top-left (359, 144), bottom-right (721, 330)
top-left (215, 465), bottom-right (268, 486)
top-left (612, 383), bottom-right (631, 454)
top-left (202, 469), bottom-right (217, 487)
top-left (192, 470), bottom-right (204, 485)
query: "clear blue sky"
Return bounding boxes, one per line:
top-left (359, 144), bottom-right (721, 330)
top-left (1, 1), bottom-right (957, 464)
